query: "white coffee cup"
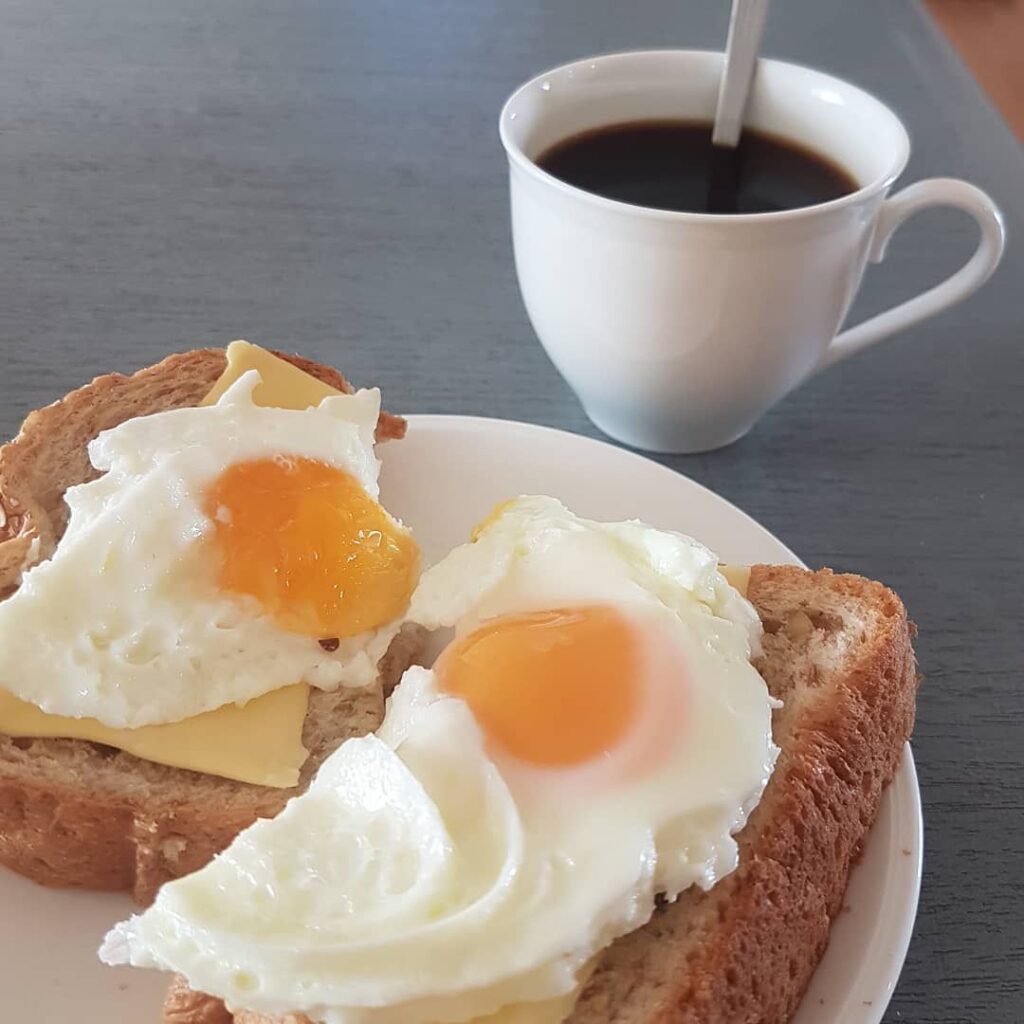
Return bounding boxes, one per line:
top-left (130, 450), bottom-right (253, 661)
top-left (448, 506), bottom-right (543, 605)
top-left (499, 50), bottom-right (1005, 453)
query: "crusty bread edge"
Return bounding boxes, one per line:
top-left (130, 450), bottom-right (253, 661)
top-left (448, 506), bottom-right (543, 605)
top-left (634, 565), bottom-right (918, 1024)
top-left (0, 346), bottom-right (415, 905)
top-left (160, 566), bottom-right (919, 1024)
top-left (0, 346), bottom-right (405, 588)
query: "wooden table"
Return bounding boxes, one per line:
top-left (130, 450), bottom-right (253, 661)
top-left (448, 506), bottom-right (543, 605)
top-left (1, 1), bottom-right (1021, 1020)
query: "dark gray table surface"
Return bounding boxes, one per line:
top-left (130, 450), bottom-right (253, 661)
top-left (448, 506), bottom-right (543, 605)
top-left (1, 0), bottom-right (1021, 1021)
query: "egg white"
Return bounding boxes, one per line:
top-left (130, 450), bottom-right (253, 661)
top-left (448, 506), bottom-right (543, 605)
top-left (0, 371), bottom-right (404, 728)
top-left (102, 497), bottom-right (778, 1024)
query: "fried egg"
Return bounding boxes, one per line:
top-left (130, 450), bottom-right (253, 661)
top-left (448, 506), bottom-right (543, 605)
top-left (102, 497), bottom-right (776, 1024)
top-left (0, 370), bottom-right (419, 727)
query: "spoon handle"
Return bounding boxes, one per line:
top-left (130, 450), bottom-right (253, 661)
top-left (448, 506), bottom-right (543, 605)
top-left (712, 0), bottom-right (770, 147)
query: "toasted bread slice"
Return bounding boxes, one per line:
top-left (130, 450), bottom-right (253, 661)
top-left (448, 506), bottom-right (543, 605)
top-left (0, 349), bottom-right (422, 906)
top-left (162, 564), bottom-right (918, 1024)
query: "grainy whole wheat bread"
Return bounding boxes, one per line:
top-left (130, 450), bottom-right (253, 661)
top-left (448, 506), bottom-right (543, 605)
top-left (0, 348), bottom-right (421, 906)
top-left (163, 564), bottom-right (918, 1024)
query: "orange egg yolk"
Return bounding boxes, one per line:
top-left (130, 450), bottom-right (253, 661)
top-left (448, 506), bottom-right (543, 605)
top-left (202, 457), bottom-right (419, 639)
top-left (435, 605), bottom-right (645, 767)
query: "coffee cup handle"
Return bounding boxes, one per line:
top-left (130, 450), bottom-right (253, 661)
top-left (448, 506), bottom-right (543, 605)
top-left (819, 178), bottom-right (1005, 370)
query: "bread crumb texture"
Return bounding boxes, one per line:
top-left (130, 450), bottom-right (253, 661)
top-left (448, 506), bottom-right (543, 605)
top-left (0, 348), bottom-right (416, 904)
top-left (163, 565), bottom-right (918, 1024)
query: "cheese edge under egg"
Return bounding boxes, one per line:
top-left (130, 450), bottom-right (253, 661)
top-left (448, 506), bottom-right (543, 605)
top-left (0, 341), bottom-right (348, 788)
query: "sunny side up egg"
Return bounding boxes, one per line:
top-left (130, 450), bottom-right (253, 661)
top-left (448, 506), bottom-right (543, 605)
top-left (102, 497), bottom-right (778, 1024)
top-left (0, 370), bottom-right (418, 728)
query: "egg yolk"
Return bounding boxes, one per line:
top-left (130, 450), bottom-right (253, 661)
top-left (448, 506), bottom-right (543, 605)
top-left (202, 457), bottom-right (419, 639)
top-left (435, 606), bottom-right (644, 767)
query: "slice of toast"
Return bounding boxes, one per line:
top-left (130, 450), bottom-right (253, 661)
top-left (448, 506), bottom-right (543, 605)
top-left (0, 348), bottom-right (422, 906)
top-left (162, 563), bottom-right (918, 1024)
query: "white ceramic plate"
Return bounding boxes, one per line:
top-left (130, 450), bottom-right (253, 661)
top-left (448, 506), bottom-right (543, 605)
top-left (1, 416), bottom-right (922, 1024)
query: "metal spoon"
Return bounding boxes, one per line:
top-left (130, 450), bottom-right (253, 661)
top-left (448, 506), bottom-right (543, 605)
top-left (712, 0), bottom-right (770, 147)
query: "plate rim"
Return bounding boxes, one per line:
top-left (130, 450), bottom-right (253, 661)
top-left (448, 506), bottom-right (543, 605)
top-left (402, 412), bottom-right (806, 561)
top-left (0, 412), bottom-right (923, 1024)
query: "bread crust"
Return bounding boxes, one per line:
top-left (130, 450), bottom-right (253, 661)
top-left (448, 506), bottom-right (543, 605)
top-left (162, 565), bottom-right (918, 1024)
top-left (0, 347), bottom-right (416, 905)
top-left (0, 347), bottom-right (404, 590)
top-left (570, 566), bottom-right (918, 1024)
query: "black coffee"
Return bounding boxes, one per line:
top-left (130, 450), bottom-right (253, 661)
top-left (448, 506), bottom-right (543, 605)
top-left (536, 119), bottom-right (857, 215)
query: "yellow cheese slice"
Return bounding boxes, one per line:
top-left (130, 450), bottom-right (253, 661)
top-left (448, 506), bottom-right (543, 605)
top-left (719, 563), bottom-right (751, 597)
top-left (0, 340), bottom-right (343, 787)
top-left (0, 683), bottom-right (309, 788)
top-left (200, 339), bottom-right (343, 410)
